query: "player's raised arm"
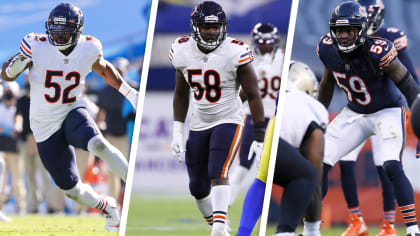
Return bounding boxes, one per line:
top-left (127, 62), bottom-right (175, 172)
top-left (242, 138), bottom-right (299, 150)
top-left (317, 67), bottom-right (335, 109)
top-left (1, 53), bottom-right (32, 82)
top-left (92, 57), bottom-right (138, 108)
top-left (384, 57), bottom-right (420, 107)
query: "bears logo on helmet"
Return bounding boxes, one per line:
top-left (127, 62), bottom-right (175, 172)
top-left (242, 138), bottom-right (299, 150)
top-left (190, 1), bottom-right (227, 51)
top-left (46, 3), bottom-right (84, 51)
top-left (329, 1), bottom-right (368, 53)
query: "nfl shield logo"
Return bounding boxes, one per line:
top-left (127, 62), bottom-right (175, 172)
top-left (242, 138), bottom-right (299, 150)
top-left (203, 57), bottom-right (208, 62)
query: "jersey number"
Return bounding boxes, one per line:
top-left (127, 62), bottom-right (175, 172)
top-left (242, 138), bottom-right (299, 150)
top-left (332, 71), bottom-right (371, 105)
top-left (45, 70), bottom-right (81, 104)
top-left (369, 39), bottom-right (387, 54)
top-left (260, 76), bottom-right (281, 99)
top-left (187, 69), bottom-right (221, 103)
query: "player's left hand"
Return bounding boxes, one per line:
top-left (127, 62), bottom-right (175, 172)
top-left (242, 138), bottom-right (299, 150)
top-left (248, 141), bottom-right (263, 161)
top-left (127, 89), bottom-right (138, 109)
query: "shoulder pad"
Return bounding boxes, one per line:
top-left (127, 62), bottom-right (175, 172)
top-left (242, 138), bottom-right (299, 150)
top-left (368, 37), bottom-right (398, 69)
top-left (227, 38), bottom-right (253, 65)
top-left (20, 33), bottom-right (47, 58)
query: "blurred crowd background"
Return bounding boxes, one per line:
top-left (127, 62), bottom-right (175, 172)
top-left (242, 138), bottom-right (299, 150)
top-left (0, 0), bottom-right (149, 216)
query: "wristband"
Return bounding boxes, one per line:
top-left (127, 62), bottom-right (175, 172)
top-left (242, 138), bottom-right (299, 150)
top-left (173, 121), bottom-right (184, 137)
top-left (253, 121), bottom-right (266, 142)
top-left (118, 81), bottom-right (134, 98)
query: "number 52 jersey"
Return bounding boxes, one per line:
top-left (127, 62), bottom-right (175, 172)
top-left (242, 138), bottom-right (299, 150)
top-left (20, 33), bottom-right (102, 142)
top-left (170, 35), bottom-right (254, 131)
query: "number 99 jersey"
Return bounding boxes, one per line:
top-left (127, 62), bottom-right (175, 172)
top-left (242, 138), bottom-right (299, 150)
top-left (243, 48), bottom-right (283, 117)
top-left (20, 33), bottom-right (102, 142)
top-left (317, 33), bottom-right (404, 114)
top-left (170, 35), bottom-right (254, 131)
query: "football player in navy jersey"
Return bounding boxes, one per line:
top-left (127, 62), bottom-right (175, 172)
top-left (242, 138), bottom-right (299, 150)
top-left (317, 2), bottom-right (420, 236)
top-left (336, 1), bottom-right (420, 235)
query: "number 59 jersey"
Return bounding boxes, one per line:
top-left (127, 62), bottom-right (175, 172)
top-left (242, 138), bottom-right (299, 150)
top-left (20, 33), bottom-right (102, 142)
top-left (317, 33), bottom-right (404, 114)
top-left (170, 36), bottom-right (254, 131)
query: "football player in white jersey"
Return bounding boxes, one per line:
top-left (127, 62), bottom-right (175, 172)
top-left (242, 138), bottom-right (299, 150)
top-left (170, 2), bottom-right (265, 236)
top-left (229, 22), bottom-right (284, 208)
top-left (237, 63), bottom-right (327, 235)
top-left (1, 3), bottom-right (138, 232)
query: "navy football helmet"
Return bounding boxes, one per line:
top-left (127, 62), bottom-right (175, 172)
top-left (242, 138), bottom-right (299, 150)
top-left (357, 0), bottom-right (385, 35)
top-left (191, 1), bottom-right (227, 51)
top-left (46, 3), bottom-right (84, 51)
top-left (329, 1), bottom-right (368, 53)
top-left (251, 23), bottom-right (279, 55)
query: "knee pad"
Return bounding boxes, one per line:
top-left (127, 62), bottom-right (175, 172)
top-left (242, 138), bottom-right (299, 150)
top-left (189, 179), bottom-right (211, 199)
top-left (87, 135), bottom-right (106, 153)
top-left (383, 160), bottom-right (403, 181)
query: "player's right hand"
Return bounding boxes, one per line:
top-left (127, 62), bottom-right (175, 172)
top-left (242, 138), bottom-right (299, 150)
top-left (171, 139), bottom-right (185, 162)
top-left (171, 121), bottom-right (185, 162)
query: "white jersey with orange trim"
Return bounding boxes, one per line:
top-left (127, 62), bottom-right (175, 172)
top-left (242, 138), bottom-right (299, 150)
top-left (280, 90), bottom-right (328, 148)
top-left (243, 48), bottom-right (284, 117)
top-left (170, 35), bottom-right (253, 131)
top-left (20, 33), bottom-right (102, 142)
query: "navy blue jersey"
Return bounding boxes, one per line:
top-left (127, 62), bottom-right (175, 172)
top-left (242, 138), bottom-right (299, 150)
top-left (376, 26), bottom-right (419, 83)
top-left (317, 33), bottom-right (404, 114)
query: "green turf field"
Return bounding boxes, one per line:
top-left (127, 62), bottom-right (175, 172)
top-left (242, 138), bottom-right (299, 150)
top-left (126, 193), bottom-right (407, 236)
top-left (0, 214), bottom-right (116, 236)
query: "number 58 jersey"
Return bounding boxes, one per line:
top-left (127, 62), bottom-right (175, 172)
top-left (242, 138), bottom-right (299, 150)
top-left (170, 36), bottom-right (254, 131)
top-left (20, 33), bottom-right (102, 142)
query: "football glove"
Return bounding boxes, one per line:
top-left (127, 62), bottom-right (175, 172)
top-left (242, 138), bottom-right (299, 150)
top-left (119, 81), bottom-right (138, 109)
top-left (248, 121), bottom-right (266, 161)
top-left (126, 88), bottom-right (138, 109)
top-left (171, 121), bottom-right (185, 162)
top-left (5, 52), bottom-right (31, 79)
top-left (248, 141), bottom-right (263, 161)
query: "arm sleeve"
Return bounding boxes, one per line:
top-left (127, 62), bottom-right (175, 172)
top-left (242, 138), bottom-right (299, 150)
top-left (397, 48), bottom-right (419, 84)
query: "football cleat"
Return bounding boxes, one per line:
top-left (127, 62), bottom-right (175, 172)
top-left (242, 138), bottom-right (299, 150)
top-left (341, 214), bottom-right (368, 236)
top-left (0, 211), bottom-right (11, 222)
top-left (376, 222), bottom-right (396, 236)
top-left (407, 233), bottom-right (420, 236)
top-left (210, 229), bottom-right (230, 236)
top-left (103, 196), bottom-right (120, 232)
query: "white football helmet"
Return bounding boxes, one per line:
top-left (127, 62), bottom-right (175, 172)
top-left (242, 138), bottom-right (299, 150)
top-left (288, 61), bottom-right (319, 98)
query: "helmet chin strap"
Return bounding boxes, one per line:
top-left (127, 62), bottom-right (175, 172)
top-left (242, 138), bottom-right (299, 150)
top-left (337, 43), bottom-right (357, 53)
top-left (52, 35), bottom-right (74, 51)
